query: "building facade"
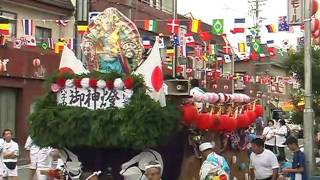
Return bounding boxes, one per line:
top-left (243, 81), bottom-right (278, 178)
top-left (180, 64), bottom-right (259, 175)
top-left (0, 0), bottom-right (74, 161)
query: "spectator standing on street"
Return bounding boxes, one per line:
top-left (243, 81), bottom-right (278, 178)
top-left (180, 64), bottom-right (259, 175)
top-left (262, 120), bottom-right (276, 153)
top-left (249, 138), bottom-right (279, 180)
top-left (1, 129), bottom-right (19, 180)
top-left (275, 119), bottom-right (288, 160)
top-left (0, 137), bottom-right (4, 180)
top-left (282, 136), bottom-right (307, 180)
top-left (25, 136), bottom-right (51, 180)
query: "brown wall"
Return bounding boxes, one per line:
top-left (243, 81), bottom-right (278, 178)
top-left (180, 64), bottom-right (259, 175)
top-left (0, 46), bottom-right (60, 146)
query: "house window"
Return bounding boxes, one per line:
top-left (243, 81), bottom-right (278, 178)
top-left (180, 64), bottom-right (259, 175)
top-left (0, 88), bottom-right (18, 136)
top-left (0, 11), bottom-right (17, 38)
top-left (35, 26), bottom-right (52, 44)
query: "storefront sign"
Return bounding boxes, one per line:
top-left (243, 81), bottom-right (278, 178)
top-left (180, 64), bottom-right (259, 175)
top-left (288, 0), bottom-right (303, 25)
top-left (57, 87), bottom-right (133, 110)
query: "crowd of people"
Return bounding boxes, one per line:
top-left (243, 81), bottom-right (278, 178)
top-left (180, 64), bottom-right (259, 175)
top-left (0, 129), bottom-right (64, 180)
top-left (199, 118), bottom-right (307, 180)
top-left (0, 118), bottom-right (308, 180)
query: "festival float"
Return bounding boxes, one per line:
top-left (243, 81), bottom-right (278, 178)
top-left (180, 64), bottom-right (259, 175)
top-left (28, 7), bottom-right (262, 180)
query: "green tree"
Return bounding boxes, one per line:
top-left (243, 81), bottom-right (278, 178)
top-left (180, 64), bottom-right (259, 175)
top-left (285, 48), bottom-right (320, 126)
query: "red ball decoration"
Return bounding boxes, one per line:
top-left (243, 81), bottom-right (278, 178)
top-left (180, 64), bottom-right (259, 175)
top-left (56, 78), bottom-right (66, 87)
top-left (74, 78), bottom-right (82, 88)
top-left (313, 0), bottom-right (319, 15)
top-left (182, 105), bottom-right (198, 124)
top-left (59, 67), bottom-right (74, 75)
top-left (106, 80), bottom-right (114, 90)
top-left (89, 78), bottom-right (98, 88)
top-left (124, 76), bottom-right (135, 89)
top-left (196, 113), bottom-right (213, 130)
top-left (255, 104), bottom-right (264, 117)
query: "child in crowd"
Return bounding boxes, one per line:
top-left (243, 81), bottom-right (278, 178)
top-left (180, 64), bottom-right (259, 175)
top-left (282, 136), bottom-right (307, 180)
top-left (277, 156), bottom-right (292, 180)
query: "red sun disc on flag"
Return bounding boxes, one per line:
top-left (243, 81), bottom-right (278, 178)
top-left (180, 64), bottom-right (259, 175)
top-left (151, 66), bottom-right (163, 92)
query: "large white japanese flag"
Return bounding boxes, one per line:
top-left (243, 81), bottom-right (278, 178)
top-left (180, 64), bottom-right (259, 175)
top-left (59, 46), bottom-right (89, 74)
top-left (135, 39), bottom-right (166, 107)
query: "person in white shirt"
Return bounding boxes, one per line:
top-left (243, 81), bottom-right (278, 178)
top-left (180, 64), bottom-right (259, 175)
top-left (1, 129), bottom-right (19, 180)
top-left (262, 120), bottom-right (276, 153)
top-left (250, 138), bottom-right (279, 180)
top-left (275, 119), bottom-right (288, 160)
top-left (0, 138), bottom-right (4, 180)
top-left (25, 136), bottom-right (51, 180)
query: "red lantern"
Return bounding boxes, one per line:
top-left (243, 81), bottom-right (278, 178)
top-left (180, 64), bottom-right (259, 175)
top-left (255, 104), bottom-right (264, 117)
top-left (246, 111), bottom-right (257, 124)
top-left (218, 114), bottom-right (230, 131)
top-left (182, 105), bottom-right (198, 124)
top-left (33, 58), bottom-right (41, 67)
top-left (312, 18), bottom-right (320, 33)
top-left (313, 29), bottom-right (320, 38)
top-left (237, 114), bottom-right (250, 129)
top-left (313, 0), bottom-right (319, 15)
top-left (210, 114), bottom-right (221, 131)
top-left (196, 113), bottom-right (213, 130)
top-left (225, 117), bottom-right (237, 132)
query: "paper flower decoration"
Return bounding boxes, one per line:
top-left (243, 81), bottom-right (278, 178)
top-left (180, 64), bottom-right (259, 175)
top-left (80, 78), bottom-right (90, 88)
top-left (106, 80), bottom-right (114, 90)
top-left (89, 78), bottom-right (98, 88)
top-left (124, 76), bottom-right (135, 89)
top-left (65, 79), bottom-right (74, 88)
top-left (51, 83), bottom-right (61, 92)
top-left (97, 80), bottom-right (106, 89)
top-left (114, 78), bottom-right (124, 89)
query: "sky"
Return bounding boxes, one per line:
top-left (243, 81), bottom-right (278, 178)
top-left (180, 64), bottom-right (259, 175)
top-left (177, 0), bottom-right (304, 54)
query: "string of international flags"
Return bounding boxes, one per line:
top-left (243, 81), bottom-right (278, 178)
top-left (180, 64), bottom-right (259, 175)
top-left (0, 16), bottom-right (298, 57)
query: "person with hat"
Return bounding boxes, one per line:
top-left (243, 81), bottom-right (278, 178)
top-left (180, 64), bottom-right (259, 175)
top-left (249, 138), bottom-right (279, 180)
top-left (282, 136), bottom-right (307, 180)
top-left (145, 161), bottom-right (162, 180)
top-left (198, 142), bottom-right (230, 180)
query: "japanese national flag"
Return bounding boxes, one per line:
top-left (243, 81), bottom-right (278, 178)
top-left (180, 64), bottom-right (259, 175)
top-left (135, 38), bottom-right (166, 107)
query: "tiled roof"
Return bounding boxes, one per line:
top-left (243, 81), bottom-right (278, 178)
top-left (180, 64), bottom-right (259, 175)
top-left (35, 0), bottom-right (74, 11)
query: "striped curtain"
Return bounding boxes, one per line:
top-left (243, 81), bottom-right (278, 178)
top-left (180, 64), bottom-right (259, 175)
top-left (0, 88), bottom-right (17, 135)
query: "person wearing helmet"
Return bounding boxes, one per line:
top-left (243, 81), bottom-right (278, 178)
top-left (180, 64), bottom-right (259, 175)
top-left (198, 142), bottom-right (230, 180)
top-left (145, 161), bottom-right (162, 180)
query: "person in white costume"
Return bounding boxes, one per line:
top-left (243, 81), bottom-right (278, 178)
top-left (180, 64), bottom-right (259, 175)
top-left (1, 129), bottom-right (19, 180)
top-left (25, 136), bottom-right (52, 180)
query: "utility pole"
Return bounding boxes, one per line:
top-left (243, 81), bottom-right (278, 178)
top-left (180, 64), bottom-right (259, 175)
top-left (303, 0), bottom-right (315, 176)
top-left (75, 0), bottom-right (88, 61)
top-left (248, 0), bottom-right (270, 120)
top-left (172, 0), bottom-right (178, 78)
